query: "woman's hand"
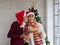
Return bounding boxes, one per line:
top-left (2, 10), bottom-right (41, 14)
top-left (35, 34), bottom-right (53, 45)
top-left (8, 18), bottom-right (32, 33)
top-left (31, 23), bottom-right (38, 27)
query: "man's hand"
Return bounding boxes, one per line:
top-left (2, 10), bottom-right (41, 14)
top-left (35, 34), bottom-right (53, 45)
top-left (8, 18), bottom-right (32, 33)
top-left (20, 34), bottom-right (25, 39)
top-left (24, 35), bottom-right (29, 40)
top-left (20, 34), bottom-right (29, 40)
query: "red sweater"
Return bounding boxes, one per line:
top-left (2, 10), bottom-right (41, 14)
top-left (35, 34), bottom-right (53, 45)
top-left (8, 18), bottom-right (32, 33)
top-left (7, 21), bottom-right (24, 45)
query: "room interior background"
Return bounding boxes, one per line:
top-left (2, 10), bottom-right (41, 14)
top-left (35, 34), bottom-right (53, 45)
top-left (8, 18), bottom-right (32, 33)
top-left (0, 0), bottom-right (54, 45)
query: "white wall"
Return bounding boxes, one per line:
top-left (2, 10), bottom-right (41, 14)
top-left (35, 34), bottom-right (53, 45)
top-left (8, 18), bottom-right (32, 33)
top-left (47, 0), bottom-right (54, 45)
top-left (0, 0), bottom-right (46, 45)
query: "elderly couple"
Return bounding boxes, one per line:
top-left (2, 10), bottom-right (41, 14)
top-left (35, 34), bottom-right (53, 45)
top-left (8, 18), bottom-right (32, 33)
top-left (7, 10), bottom-right (46, 45)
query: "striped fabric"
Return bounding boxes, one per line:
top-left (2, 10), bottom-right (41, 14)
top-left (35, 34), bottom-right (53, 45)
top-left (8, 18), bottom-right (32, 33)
top-left (33, 31), bottom-right (43, 45)
top-left (24, 23), bottom-right (43, 45)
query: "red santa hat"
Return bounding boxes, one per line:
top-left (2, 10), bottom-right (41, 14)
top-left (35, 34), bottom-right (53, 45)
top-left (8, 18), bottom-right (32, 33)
top-left (16, 10), bottom-right (26, 26)
top-left (26, 11), bottom-right (35, 17)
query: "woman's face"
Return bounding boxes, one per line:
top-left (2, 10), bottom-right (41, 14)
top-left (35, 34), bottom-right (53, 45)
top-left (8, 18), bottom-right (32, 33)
top-left (27, 14), bottom-right (35, 23)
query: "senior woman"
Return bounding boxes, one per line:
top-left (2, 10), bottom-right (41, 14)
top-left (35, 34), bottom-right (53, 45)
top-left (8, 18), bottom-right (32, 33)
top-left (23, 11), bottom-right (46, 45)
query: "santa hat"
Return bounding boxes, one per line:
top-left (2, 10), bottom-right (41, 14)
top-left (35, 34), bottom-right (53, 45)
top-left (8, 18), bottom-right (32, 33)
top-left (16, 10), bottom-right (26, 26)
top-left (26, 11), bottom-right (35, 17)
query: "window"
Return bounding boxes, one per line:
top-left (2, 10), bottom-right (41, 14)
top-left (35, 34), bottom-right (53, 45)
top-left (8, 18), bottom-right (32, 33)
top-left (54, 0), bottom-right (60, 45)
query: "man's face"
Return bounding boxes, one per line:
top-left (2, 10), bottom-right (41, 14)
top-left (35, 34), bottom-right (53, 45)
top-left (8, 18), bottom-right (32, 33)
top-left (27, 14), bottom-right (35, 23)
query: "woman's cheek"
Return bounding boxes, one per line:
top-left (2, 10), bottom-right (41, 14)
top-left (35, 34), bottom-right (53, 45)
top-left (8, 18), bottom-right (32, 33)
top-left (31, 19), bottom-right (34, 22)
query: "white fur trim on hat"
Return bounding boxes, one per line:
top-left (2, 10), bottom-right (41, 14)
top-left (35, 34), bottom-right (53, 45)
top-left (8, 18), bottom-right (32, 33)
top-left (23, 12), bottom-right (26, 17)
top-left (27, 12), bottom-right (35, 17)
